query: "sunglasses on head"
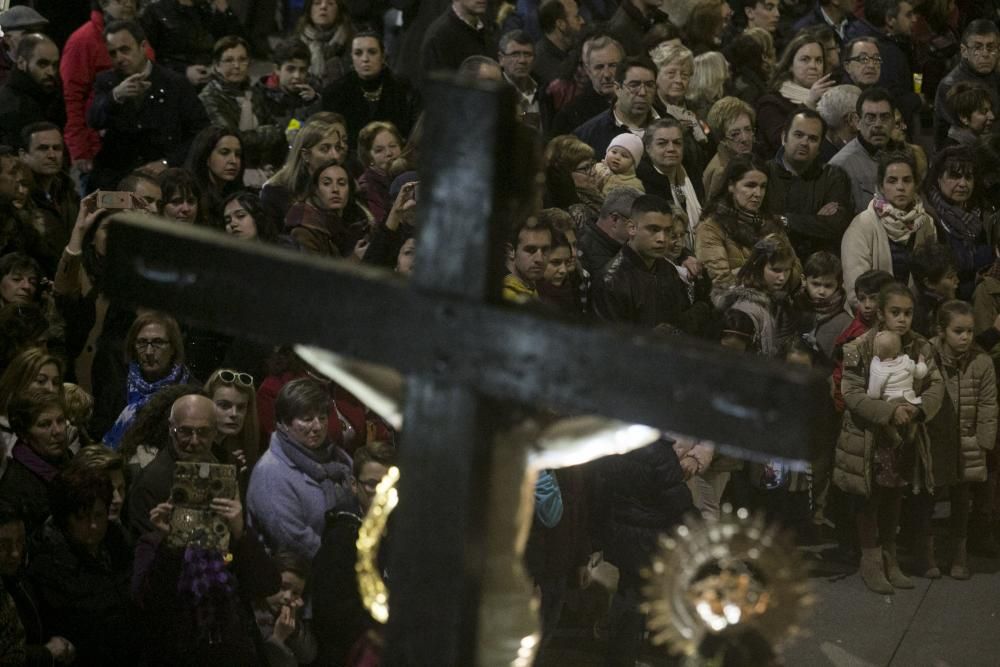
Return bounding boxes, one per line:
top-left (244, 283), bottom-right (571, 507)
top-left (218, 370), bottom-right (254, 387)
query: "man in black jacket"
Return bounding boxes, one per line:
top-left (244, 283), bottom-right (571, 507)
top-left (766, 109), bottom-right (853, 260)
top-left (549, 34), bottom-right (622, 136)
top-left (139, 0), bottom-right (243, 86)
top-left (592, 194), bottom-right (713, 335)
top-left (576, 185), bottom-right (639, 277)
top-left (87, 20), bottom-right (208, 191)
top-left (420, 0), bottom-right (498, 79)
top-left (0, 34), bottom-right (65, 148)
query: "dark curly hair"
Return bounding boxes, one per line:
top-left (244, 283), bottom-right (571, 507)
top-left (49, 466), bottom-right (112, 531)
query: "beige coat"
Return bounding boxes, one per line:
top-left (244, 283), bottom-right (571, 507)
top-left (928, 338), bottom-right (998, 483)
top-left (835, 327), bottom-right (944, 497)
top-left (840, 200), bottom-right (937, 314)
top-left (695, 214), bottom-right (801, 290)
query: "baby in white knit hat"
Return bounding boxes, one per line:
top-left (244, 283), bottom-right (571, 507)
top-left (594, 133), bottom-right (646, 195)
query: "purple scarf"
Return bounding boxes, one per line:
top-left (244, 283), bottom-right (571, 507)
top-left (11, 441), bottom-right (63, 481)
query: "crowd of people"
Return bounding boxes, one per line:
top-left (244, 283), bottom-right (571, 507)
top-left (0, 0), bottom-right (999, 664)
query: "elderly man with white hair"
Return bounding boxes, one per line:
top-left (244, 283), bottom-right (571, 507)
top-left (817, 83), bottom-right (861, 163)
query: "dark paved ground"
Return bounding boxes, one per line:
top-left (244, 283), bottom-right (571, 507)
top-left (539, 544), bottom-right (1000, 666)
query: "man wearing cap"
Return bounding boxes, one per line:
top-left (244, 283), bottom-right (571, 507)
top-left (0, 33), bottom-right (65, 149)
top-left (362, 172), bottom-right (419, 268)
top-left (0, 6), bottom-right (48, 86)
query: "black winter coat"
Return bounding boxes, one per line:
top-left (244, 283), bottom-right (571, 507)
top-left (88, 63), bottom-right (209, 190)
top-left (139, 0), bottom-right (244, 73)
top-left (26, 521), bottom-right (137, 666)
top-left (592, 439), bottom-right (694, 575)
top-left (592, 244), bottom-right (714, 336)
top-left (765, 157), bottom-right (854, 260)
top-left (0, 68), bottom-right (66, 148)
top-left (322, 68), bottom-right (421, 148)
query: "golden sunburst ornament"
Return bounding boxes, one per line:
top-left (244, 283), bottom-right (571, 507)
top-left (641, 505), bottom-right (813, 662)
top-left (356, 466), bottom-right (399, 624)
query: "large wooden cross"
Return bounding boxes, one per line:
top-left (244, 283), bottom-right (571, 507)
top-left (104, 79), bottom-right (829, 665)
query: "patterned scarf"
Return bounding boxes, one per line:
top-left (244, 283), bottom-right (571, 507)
top-left (103, 363), bottom-right (191, 450)
top-left (872, 193), bottom-right (929, 243)
top-left (301, 23), bottom-right (350, 80)
top-left (714, 202), bottom-right (765, 250)
top-left (929, 188), bottom-right (982, 242)
top-left (661, 102), bottom-right (708, 142)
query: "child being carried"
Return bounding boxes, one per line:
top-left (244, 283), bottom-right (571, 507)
top-left (867, 330), bottom-right (927, 445)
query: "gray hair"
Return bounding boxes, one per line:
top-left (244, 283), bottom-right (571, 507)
top-left (600, 186), bottom-right (643, 218)
top-left (817, 84), bottom-right (861, 130)
top-left (582, 34), bottom-right (624, 66)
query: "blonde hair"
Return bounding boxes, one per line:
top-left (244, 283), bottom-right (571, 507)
top-left (544, 135), bottom-right (595, 172)
top-left (62, 383), bottom-right (94, 424)
top-left (687, 51), bottom-right (729, 109)
top-left (268, 116), bottom-right (347, 198)
top-left (651, 43), bottom-right (693, 71)
top-left (706, 96), bottom-right (755, 136)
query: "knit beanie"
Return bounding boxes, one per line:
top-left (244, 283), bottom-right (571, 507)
top-left (607, 133), bottom-right (644, 166)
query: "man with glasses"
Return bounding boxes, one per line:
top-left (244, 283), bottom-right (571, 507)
top-left (497, 30), bottom-right (550, 132)
top-left (841, 37), bottom-right (882, 89)
top-left (830, 87), bottom-right (898, 214)
top-left (574, 57), bottom-right (658, 157)
top-left (935, 18), bottom-right (1000, 149)
top-left (125, 394), bottom-right (218, 537)
top-left (844, 0), bottom-right (921, 130)
top-left (766, 109), bottom-right (853, 259)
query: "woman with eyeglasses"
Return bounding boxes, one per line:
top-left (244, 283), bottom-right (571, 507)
top-left (543, 135), bottom-right (604, 219)
top-left (198, 36), bottom-right (287, 189)
top-left (703, 97), bottom-right (756, 200)
top-left (205, 369), bottom-right (260, 478)
top-left (755, 33), bottom-right (835, 160)
top-left (101, 312), bottom-right (192, 451)
top-left (247, 378), bottom-right (354, 560)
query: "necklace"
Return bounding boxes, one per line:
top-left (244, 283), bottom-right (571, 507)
top-left (362, 85), bottom-right (383, 103)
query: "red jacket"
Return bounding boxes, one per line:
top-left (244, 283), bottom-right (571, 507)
top-left (831, 311), bottom-right (872, 412)
top-left (60, 11), bottom-right (155, 163)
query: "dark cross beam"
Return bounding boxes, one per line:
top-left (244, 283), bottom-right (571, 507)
top-left (104, 79), bottom-right (829, 665)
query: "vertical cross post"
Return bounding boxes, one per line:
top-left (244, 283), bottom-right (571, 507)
top-left (384, 79), bottom-right (522, 664)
